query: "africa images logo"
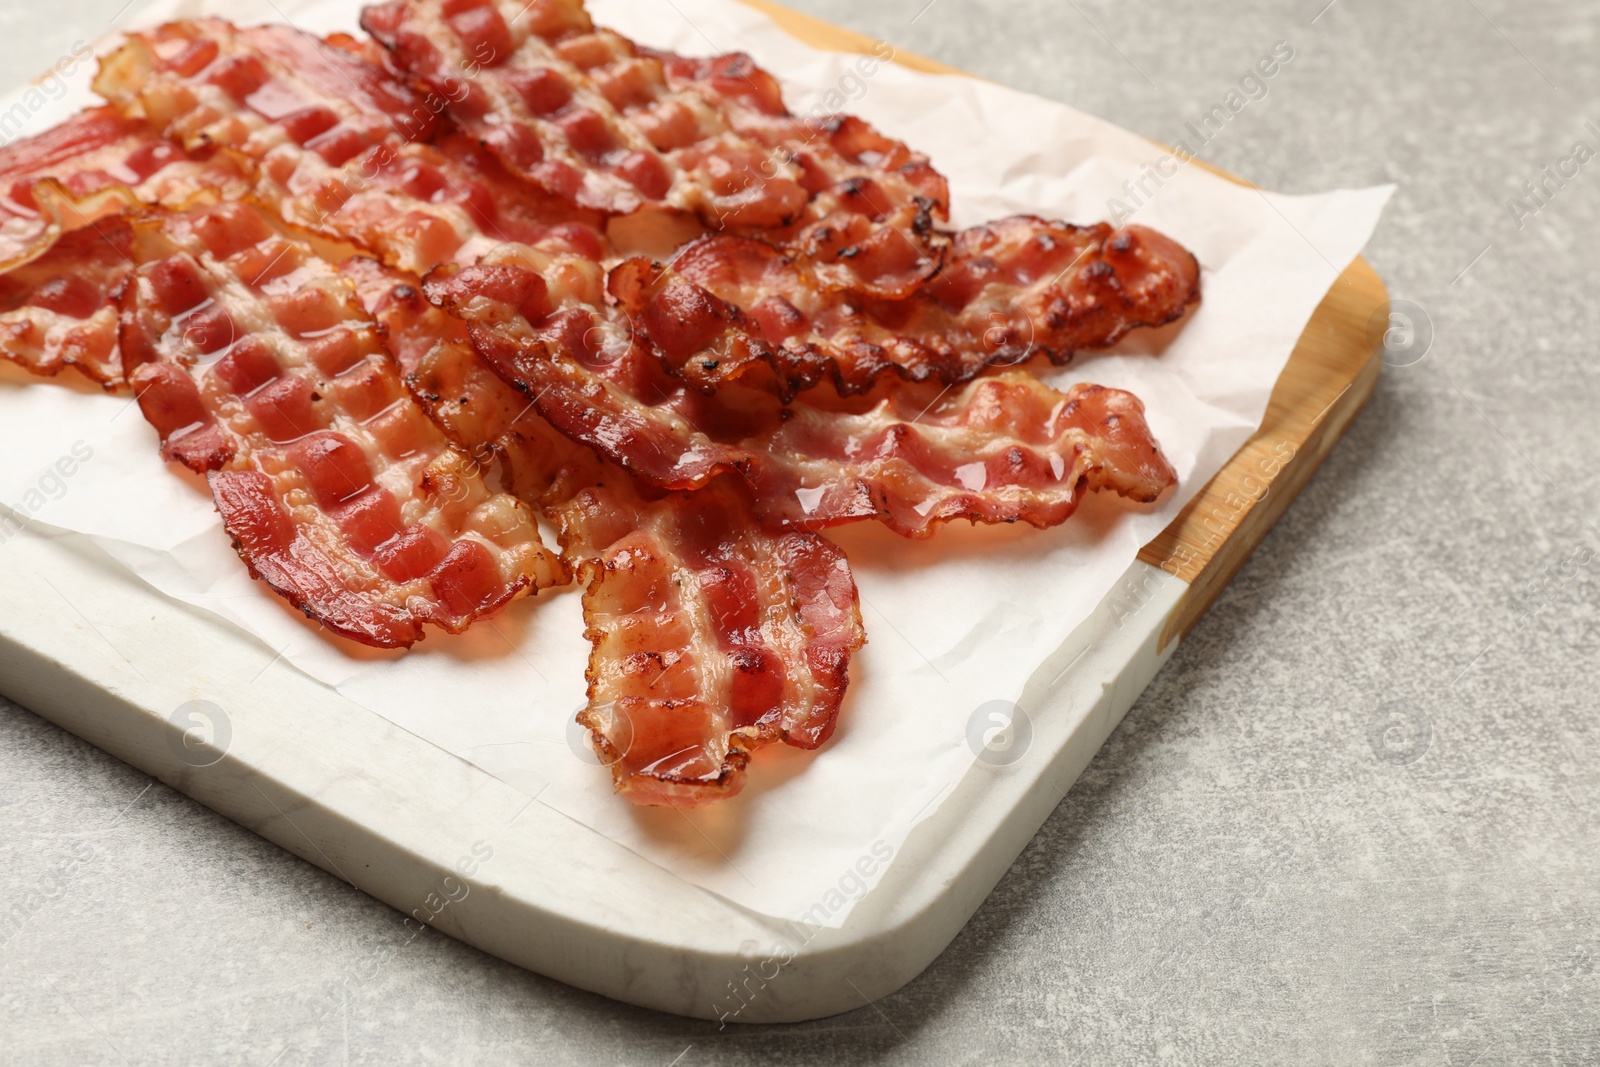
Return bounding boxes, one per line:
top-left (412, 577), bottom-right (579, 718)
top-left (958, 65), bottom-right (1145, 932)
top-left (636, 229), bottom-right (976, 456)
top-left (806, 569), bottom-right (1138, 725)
top-left (966, 699), bottom-right (1034, 767)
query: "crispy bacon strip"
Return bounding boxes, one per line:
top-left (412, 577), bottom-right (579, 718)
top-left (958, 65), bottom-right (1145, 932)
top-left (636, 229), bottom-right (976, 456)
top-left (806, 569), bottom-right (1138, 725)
top-left (93, 19), bottom-right (606, 273)
top-left (0, 105), bottom-right (251, 387)
top-left (422, 247), bottom-right (757, 490)
top-left (118, 201), bottom-right (564, 647)
top-left (94, 18), bottom-right (434, 156)
top-left (0, 221), bottom-right (132, 388)
top-left (350, 259), bottom-right (864, 804)
top-left (643, 48), bottom-right (948, 297)
top-left (423, 250), bottom-right (1177, 538)
top-left (609, 219), bottom-right (1201, 398)
top-left (568, 477), bottom-right (862, 806)
top-left (359, 0), bottom-right (949, 296)
top-left (0, 105), bottom-right (244, 269)
top-left (752, 376), bottom-right (1176, 533)
top-left (424, 251), bottom-right (750, 489)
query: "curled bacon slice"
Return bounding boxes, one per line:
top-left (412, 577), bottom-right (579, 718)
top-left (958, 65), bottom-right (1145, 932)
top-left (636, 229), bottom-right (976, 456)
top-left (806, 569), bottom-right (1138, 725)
top-left (0, 106), bottom-right (147, 269)
top-left (94, 18), bottom-right (435, 155)
top-left (753, 376), bottom-right (1177, 533)
top-left (643, 49), bottom-right (948, 297)
top-left (0, 105), bottom-right (247, 271)
top-left (359, 0), bottom-right (949, 295)
top-left (0, 221), bottom-right (132, 389)
top-left (423, 250), bottom-right (1177, 538)
top-left (0, 106), bottom-right (251, 387)
top-left (568, 477), bottom-right (862, 806)
top-left (118, 201), bottom-right (564, 647)
top-left (343, 256), bottom-right (605, 507)
top-left (423, 251), bottom-right (753, 490)
top-left (92, 19), bottom-right (606, 273)
top-left (350, 258), bottom-right (864, 805)
top-left (609, 219), bottom-right (1202, 398)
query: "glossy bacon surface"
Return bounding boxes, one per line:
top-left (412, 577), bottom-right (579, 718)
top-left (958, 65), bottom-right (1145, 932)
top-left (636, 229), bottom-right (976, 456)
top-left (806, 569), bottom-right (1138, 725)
top-left (0, 13), bottom-right (1197, 809)
top-left (0, 221), bottom-right (132, 388)
top-left (93, 19), bottom-right (605, 273)
top-left (118, 202), bottom-right (564, 647)
top-left (352, 259), bottom-right (864, 805)
top-left (360, 0), bottom-right (949, 296)
top-left (424, 251), bottom-right (1178, 538)
top-left (423, 247), bottom-right (757, 490)
top-left (568, 476), bottom-right (862, 806)
top-left (0, 105), bottom-right (247, 270)
top-left (0, 106), bottom-right (147, 269)
top-left (754, 376), bottom-right (1176, 534)
top-left (610, 218), bottom-right (1201, 398)
top-left (0, 106), bottom-right (251, 388)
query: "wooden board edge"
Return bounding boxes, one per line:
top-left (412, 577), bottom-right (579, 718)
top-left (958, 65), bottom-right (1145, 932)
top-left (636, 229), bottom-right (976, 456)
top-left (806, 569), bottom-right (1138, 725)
top-left (1138, 258), bottom-right (1386, 649)
top-left (733, 0), bottom-right (962, 75)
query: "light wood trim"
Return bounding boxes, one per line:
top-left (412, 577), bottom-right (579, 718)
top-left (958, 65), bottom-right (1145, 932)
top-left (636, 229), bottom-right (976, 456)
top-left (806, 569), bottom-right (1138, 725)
top-left (733, 0), bottom-right (961, 75)
top-left (1135, 260), bottom-right (1383, 647)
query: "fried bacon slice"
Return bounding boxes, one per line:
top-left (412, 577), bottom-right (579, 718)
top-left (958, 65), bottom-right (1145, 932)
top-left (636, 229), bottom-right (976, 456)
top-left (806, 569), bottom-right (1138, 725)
top-left (0, 106), bottom-right (250, 387)
top-left (643, 49), bottom-right (947, 297)
top-left (117, 201), bottom-right (564, 647)
top-left (359, 0), bottom-right (950, 296)
top-left (424, 248), bottom-right (757, 490)
top-left (0, 105), bottom-right (247, 270)
top-left (342, 258), bottom-right (605, 507)
top-left (567, 476), bottom-right (862, 806)
top-left (423, 249), bottom-right (1177, 538)
top-left (750, 376), bottom-right (1176, 534)
top-left (350, 259), bottom-right (864, 805)
top-left (608, 219), bottom-right (1202, 398)
top-left (93, 18), bottom-right (434, 160)
top-left (92, 19), bottom-right (606, 273)
top-left (0, 221), bottom-right (132, 389)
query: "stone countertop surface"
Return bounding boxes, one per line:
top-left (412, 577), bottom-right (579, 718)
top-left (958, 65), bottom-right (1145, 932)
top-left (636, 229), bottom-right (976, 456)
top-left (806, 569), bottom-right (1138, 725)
top-left (2, 0), bottom-right (1597, 1063)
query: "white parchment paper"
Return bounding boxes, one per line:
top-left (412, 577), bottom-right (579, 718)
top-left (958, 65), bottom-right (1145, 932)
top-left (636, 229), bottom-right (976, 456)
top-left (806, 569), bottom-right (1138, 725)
top-left (0, 0), bottom-right (1391, 926)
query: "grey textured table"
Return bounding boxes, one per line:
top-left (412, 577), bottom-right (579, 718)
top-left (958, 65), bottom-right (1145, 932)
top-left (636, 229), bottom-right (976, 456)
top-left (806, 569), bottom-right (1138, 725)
top-left (3, 1), bottom-right (1597, 1064)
